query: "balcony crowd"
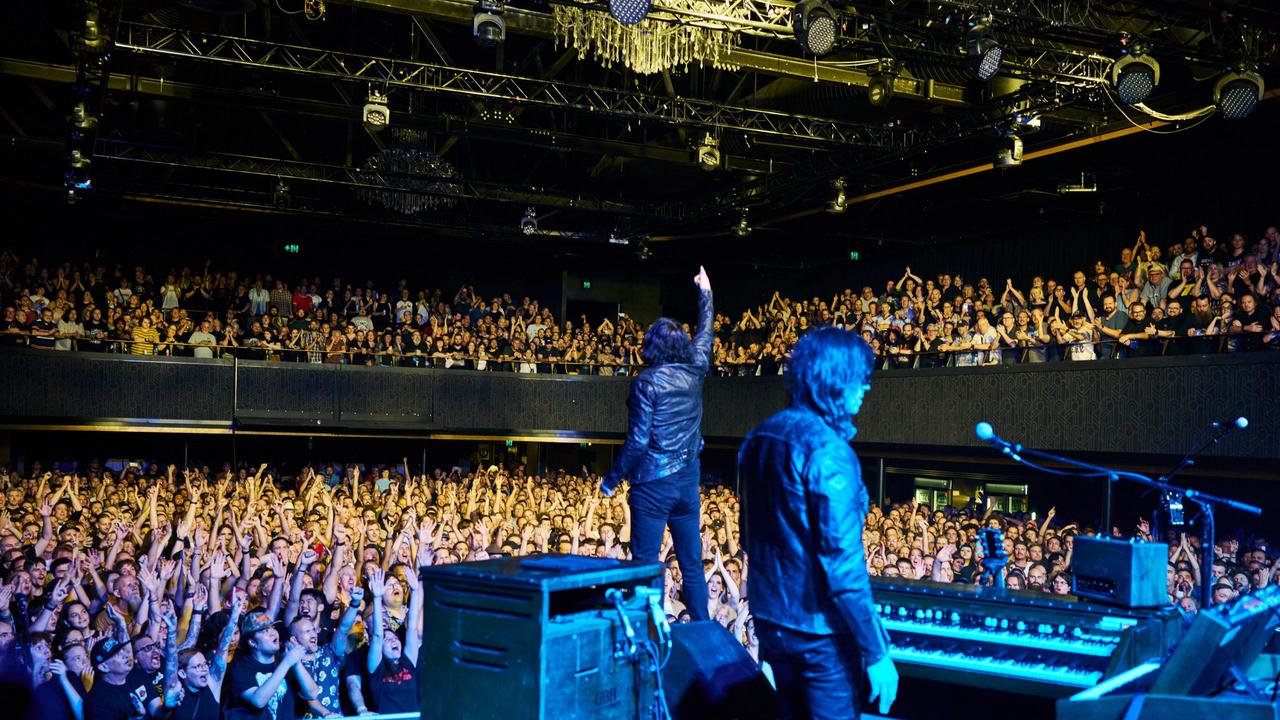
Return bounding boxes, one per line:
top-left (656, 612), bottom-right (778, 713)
top-left (2, 225), bottom-right (1278, 373)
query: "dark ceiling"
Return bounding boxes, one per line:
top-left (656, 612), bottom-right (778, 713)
top-left (2, 0), bottom-right (1278, 248)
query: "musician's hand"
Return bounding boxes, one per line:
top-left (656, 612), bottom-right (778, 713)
top-left (866, 655), bottom-right (899, 714)
top-left (693, 266), bottom-right (711, 293)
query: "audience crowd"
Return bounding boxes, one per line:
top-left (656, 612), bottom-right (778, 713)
top-left (0, 460), bottom-right (1273, 720)
top-left (2, 225), bottom-right (1278, 374)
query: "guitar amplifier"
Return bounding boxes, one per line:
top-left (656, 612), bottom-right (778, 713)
top-left (418, 554), bottom-right (664, 720)
top-left (1071, 536), bottom-right (1168, 608)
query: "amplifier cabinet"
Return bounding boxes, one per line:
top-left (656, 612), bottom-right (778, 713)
top-left (419, 555), bottom-right (663, 720)
top-left (1071, 537), bottom-right (1169, 608)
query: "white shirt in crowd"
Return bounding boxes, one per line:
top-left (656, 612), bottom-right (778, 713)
top-left (189, 329), bottom-right (218, 358)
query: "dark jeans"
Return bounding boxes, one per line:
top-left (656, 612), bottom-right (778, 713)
top-left (757, 620), bottom-right (864, 720)
top-left (628, 461), bottom-right (709, 622)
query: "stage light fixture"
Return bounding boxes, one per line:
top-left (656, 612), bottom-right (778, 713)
top-left (695, 133), bottom-right (721, 171)
top-left (362, 89), bottom-right (389, 131)
top-left (733, 210), bottom-right (751, 237)
top-left (520, 207), bottom-right (538, 235)
top-left (867, 74), bottom-right (893, 107)
top-left (827, 177), bottom-right (847, 213)
top-left (994, 134), bottom-right (1022, 168)
top-left (792, 0), bottom-right (838, 57)
top-left (71, 102), bottom-right (99, 132)
top-left (1214, 70), bottom-right (1263, 120)
top-left (273, 179), bottom-right (291, 209)
top-left (1110, 51), bottom-right (1160, 105)
top-left (77, 9), bottom-right (110, 55)
top-left (473, 0), bottom-right (506, 47)
top-left (966, 21), bottom-right (1003, 81)
top-left (608, 0), bottom-right (652, 26)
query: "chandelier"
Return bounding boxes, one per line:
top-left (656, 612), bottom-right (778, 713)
top-left (553, 1), bottom-right (749, 75)
top-left (356, 129), bottom-right (460, 216)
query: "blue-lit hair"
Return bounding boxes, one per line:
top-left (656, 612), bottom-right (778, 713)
top-left (785, 326), bottom-right (874, 440)
top-left (642, 317), bottom-right (694, 366)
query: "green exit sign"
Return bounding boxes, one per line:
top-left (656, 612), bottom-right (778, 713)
top-left (504, 440), bottom-right (514, 447)
top-left (848, 251), bottom-right (860, 261)
top-left (284, 243), bottom-right (300, 253)
top-left (582, 281), bottom-right (592, 289)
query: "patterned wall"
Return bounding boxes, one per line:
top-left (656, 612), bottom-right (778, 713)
top-left (1, 350), bottom-right (1275, 459)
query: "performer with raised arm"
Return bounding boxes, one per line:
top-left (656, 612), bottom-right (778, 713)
top-left (600, 266), bottom-right (714, 622)
top-left (739, 327), bottom-right (898, 719)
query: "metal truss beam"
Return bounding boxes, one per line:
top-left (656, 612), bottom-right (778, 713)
top-left (0, 57), bottom-right (781, 172)
top-left (680, 84), bottom-right (1094, 222)
top-left (327, 0), bottom-right (972, 106)
top-left (114, 23), bottom-right (906, 149)
top-left (92, 141), bottom-right (685, 218)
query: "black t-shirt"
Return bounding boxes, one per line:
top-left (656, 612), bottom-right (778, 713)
top-left (0, 320), bottom-right (25, 347)
top-left (1235, 307), bottom-right (1268, 329)
top-left (1235, 306), bottom-right (1269, 351)
top-left (340, 646), bottom-right (367, 715)
top-left (1157, 314), bottom-right (1191, 354)
top-left (85, 676), bottom-right (144, 720)
top-left (172, 684), bottom-right (220, 720)
top-left (1121, 319), bottom-right (1159, 357)
top-left (35, 676), bottom-right (84, 720)
top-left (223, 656), bottom-right (295, 720)
top-left (364, 656), bottom-right (418, 713)
top-left (1199, 245), bottom-right (1226, 268)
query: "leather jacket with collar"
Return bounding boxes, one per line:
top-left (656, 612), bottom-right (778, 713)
top-left (602, 288), bottom-right (713, 492)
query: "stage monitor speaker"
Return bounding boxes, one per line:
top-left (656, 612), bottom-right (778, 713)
top-left (1150, 584), bottom-right (1280, 696)
top-left (662, 621), bottom-right (779, 720)
top-left (1071, 536), bottom-right (1168, 608)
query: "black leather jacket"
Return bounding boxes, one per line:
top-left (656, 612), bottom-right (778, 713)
top-left (739, 405), bottom-right (890, 665)
top-left (602, 288), bottom-right (713, 492)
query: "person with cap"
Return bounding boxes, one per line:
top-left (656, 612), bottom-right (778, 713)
top-left (1056, 312), bottom-right (1097, 361)
top-left (1138, 263), bottom-right (1172, 311)
top-left (222, 609), bottom-right (320, 720)
top-left (1211, 580), bottom-right (1237, 606)
top-left (84, 636), bottom-right (142, 720)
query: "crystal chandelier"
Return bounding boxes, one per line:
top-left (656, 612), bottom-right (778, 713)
top-left (553, 0), bottom-right (749, 75)
top-left (356, 129), bottom-right (460, 215)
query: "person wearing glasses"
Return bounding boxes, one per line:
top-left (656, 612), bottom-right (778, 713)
top-left (739, 327), bottom-right (898, 719)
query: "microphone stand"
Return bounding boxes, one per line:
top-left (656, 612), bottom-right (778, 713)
top-left (981, 427), bottom-right (1262, 610)
top-left (1154, 421), bottom-right (1242, 550)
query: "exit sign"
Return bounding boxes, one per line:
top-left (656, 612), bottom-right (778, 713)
top-left (284, 243), bottom-right (300, 253)
top-left (848, 251), bottom-right (860, 261)
top-left (582, 281), bottom-right (592, 289)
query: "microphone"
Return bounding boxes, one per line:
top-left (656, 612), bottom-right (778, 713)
top-left (975, 422), bottom-right (995, 442)
top-left (605, 588), bottom-right (637, 656)
top-left (635, 586), bottom-right (671, 642)
top-left (975, 422), bottom-right (1022, 461)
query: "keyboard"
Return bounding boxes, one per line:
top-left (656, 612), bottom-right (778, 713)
top-left (872, 578), bottom-right (1182, 697)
